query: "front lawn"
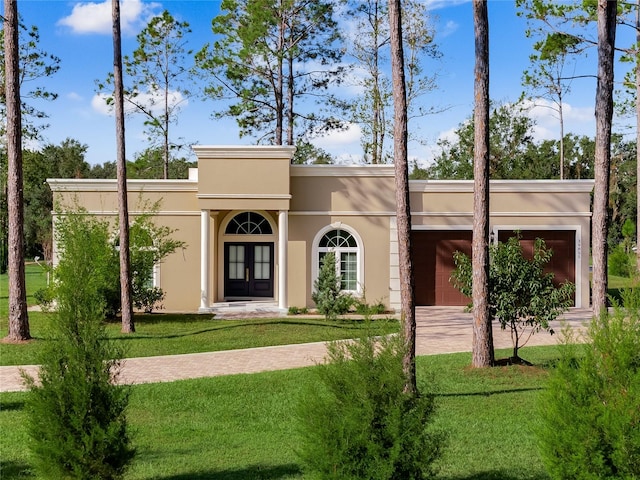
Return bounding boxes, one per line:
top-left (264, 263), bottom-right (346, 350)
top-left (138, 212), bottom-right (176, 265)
top-left (0, 313), bottom-right (399, 366)
top-left (0, 345), bottom-right (559, 480)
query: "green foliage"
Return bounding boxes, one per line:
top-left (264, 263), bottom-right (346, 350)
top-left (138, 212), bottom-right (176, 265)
top-left (287, 306), bottom-right (309, 315)
top-left (195, 0), bottom-right (345, 143)
top-left (312, 252), bottom-right (355, 320)
top-left (296, 333), bottom-right (443, 479)
top-left (23, 210), bottom-right (135, 479)
top-left (97, 11), bottom-right (194, 174)
top-left (43, 202), bottom-right (185, 317)
top-left (451, 234), bottom-right (575, 360)
top-left (292, 139), bottom-right (333, 165)
top-left (537, 287), bottom-right (640, 479)
top-left (33, 286), bottom-right (54, 311)
top-left (0, 20), bottom-right (61, 140)
top-left (609, 243), bottom-right (635, 278)
top-left (354, 298), bottom-right (387, 316)
top-left (22, 140), bottom-right (91, 260)
top-left (427, 101), bottom-right (537, 179)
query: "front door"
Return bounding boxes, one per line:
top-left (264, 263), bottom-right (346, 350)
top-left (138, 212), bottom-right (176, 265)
top-left (224, 243), bottom-right (274, 298)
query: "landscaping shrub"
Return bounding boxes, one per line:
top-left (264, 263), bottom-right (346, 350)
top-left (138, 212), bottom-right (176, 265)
top-left (23, 212), bottom-right (135, 479)
top-left (312, 252), bottom-right (356, 319)
top-left (36, 203), bottom-right (185, 316)
top-left (296, 333), bottom-right (444, 479)
top-left (609, 243), bottom-right (634, 278)
top-left (452, 234), bottom-right (574, 362)
top-left (537, 287), bottom-right (640, 480)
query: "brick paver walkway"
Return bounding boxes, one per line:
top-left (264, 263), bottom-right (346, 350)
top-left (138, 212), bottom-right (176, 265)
top-left (0, 307), bottom-right (592, 392)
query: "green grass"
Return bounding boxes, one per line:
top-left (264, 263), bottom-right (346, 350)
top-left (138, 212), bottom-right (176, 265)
top-left (1, 263), bottom-right (398, 366)
top-left (0, 345), bottom-right (560, 480)
top-left (0, 263), bottom-right (49, 318)
top-left (0, 314), bottom-right (399, 366)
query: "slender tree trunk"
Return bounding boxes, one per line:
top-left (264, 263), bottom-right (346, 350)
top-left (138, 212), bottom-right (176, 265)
top-left (275, 4), bottom-right (285, 146)
top-left (112, 0), bottom-right (134, 332)
top-left (636, 1), bottom-right (639, 272)
top-left (287, 53), bottom-right (294, 146)
top-left (471, 0), bottom-right (493, 368)
top-left (389, 0), bottom-right (416, 394)
top-left (4, 0), bottom-right (30, 341)
top-left (558, 92), bottom-right (565, 180)
top-left (592, 0), bottom-right (617, 315)
top-left (163, 79), bottom-right (169, 180)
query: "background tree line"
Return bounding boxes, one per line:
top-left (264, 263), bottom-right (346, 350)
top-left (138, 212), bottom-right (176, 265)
top-left (0, 142), bottom-right (195, 273)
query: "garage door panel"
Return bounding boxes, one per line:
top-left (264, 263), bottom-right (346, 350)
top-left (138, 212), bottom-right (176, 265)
top-left (497, 230), bottom-right (575, 299)
top-left (412, 231), bottom-right (472, 306)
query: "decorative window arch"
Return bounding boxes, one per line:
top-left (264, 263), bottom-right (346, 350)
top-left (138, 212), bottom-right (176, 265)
top-left (313, 224), bottom-right (363, 294)
top-left (225, 211), bottom-right (273, 235)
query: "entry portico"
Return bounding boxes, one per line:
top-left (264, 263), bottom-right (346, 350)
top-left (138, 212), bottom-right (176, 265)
top-left (195, 145), bottom-right (293, 312)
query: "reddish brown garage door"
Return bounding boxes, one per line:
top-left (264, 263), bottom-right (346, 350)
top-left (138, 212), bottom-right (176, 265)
top-left (411, 230), bottom-right (472, 306)
top-left (497, 230), bottom-right (575, 302)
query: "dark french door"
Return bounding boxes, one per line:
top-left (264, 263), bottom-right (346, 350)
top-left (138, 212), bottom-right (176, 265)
top-left (224, 243), bottom-right (274, 298)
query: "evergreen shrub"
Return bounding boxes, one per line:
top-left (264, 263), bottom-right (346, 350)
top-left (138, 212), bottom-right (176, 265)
top-left (537, 287), bottom-right (640, 479)
top-left (23, 212), bottom-right (135, 479)
top-left (609, 243), bottom-right (634, 277)
top-left (312, 252), bottom-right (355, 319)
top-left (296, 333), bottom-right (444, 479)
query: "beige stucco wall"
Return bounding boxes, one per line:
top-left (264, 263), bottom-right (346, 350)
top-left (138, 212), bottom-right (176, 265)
top-left (49, 179), bottom-right (200, 312)
top-left (48, 151), bottom-right (594, 313)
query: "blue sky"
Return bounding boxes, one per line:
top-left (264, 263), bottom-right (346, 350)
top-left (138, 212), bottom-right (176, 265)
top-left (6, 0), bottom-right (635, 167)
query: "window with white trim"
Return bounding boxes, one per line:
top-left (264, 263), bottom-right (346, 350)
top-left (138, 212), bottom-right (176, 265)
top-left (317, 229), bottom-right (359, 292)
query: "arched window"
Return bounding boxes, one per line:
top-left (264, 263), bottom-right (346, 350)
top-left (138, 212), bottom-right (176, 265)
top-left (225, 212), bottom-right (273, 235)
top-left (316, 228), bottom-right (360, 292)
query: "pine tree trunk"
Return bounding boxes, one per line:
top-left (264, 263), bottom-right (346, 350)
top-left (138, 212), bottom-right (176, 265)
top-left (471, 0), bottom-right (493, 368)
top-left (636, 1), bottom-right (639, 273)
top-left (592, 0), bottom-right (617, 315)
top-left (389, 0), bottom-right (416, 394)
top-left (4, 0), bottom-right (31, 342)
top-left (112, 0), bottom-right (134, 332)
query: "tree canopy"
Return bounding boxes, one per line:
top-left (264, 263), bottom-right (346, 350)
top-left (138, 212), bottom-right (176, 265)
top-left (195, 0), bottom-right (346, 145)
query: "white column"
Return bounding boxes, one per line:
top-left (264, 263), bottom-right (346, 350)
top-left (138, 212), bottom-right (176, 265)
top-left (200, 210), bottom-right (210, 311)
top-left (278, 210), bottom-right (288, 310)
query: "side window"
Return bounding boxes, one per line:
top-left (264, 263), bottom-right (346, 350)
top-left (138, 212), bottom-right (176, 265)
top-left (317, 228), bottom-right (360, 292)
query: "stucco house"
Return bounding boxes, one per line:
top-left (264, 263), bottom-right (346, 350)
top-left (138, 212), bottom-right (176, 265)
top-left (48, 145), bottom-right (594, 314)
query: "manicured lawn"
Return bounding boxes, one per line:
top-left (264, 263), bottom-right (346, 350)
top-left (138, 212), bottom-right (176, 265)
top-left (0, 313), bottom-right (399, 366)
top-left (0, 263), bottom-right (49, 318)
top-left (1, 265), bottom-right (398, 366)
top-left (0, 345), bottom-right (560, 479)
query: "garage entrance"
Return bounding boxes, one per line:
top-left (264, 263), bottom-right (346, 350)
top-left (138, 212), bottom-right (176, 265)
top-left (411, 230), bottom-right (472, 306)
top-left (497, 230), bottom-right (576, 302)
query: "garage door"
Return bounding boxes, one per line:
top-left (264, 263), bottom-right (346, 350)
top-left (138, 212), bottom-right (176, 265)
top-left (411, 230), bottom-right (472, 306)
top-left (497, 230), bottom-right (575, 302)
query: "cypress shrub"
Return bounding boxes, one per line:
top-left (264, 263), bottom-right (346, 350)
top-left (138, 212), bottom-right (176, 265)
top-left (23, 213), bottom-right (135, 479)
top-left (537, 288), bottom-right (640, 479)
top-left (296, 333), bottom-right (444, 479)
top-left (312, 251), bottom-right (355, 320)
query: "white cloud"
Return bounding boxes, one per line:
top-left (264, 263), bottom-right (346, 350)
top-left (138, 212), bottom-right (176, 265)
top-left (67, 92), bottom-right (83, 102)
top-left (523, 98), bottom-right (595, 140)
top-left (57, 0), bottom-right (161, 35)
top-left (312, 123), bottom-right (362, 148)
top-left (91, 89), bottom-right (187, 116)
top-left (439, 20), bottom-right (459, 38)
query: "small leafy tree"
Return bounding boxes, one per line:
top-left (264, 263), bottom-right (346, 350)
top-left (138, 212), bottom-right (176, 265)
top-left (537, 287), bottom-right (640, 479)
top-left (296, 333), bottom-right (443, 479)
top-left (23, 211), bottom-right (135, 479)
top-left (127, 207), bottom-right (185, 313)
top-left (451, 234), bottom-right (575, 363)
top-left (37, 202), bottom-right (185, 316)
top-left (312, 252), bottom-right (354, 320)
